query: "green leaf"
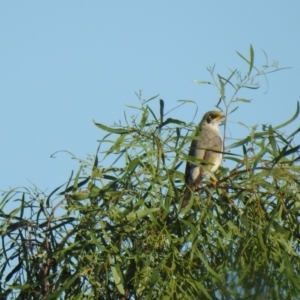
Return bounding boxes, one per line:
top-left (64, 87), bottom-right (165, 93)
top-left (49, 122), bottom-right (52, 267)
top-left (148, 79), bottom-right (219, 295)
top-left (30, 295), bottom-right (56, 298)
top-left (287, 126), bottom-right (300, 139)
top-left (144, 94), bottom-right (160, 104)
top-left (139, 107), bottom-right (149, 127)
top-left (226, 221), bottom-right (243, 237)
top-left (274, 101), bottom-right (299, 130)
top-left (0, 189), bottom-right (17, 211)
top-left (88, 182), bottom-right (101, 197)
top-left (218, 75), bottom-right (225, 99)
top-left (59, 176), bottom-right (90, 195)
top-left (147, 105), bottom-right (159, 122)
top-left (106, 134), bottom-right (125, 155)
top-left (192, 80), bottom-right (212, 84)
top-left (225, 69), bottom-right (237, 88)
top-left (271, 144), bottom-right (298, 165)
top-left (268, 125), bottom-right (278, 156)
top-left (159, 99), bottom-right (164, 124)
top-left (249, 44), bottom-right (254, 75)
top-left (94, 121), bottom-right (137, 134)
top-left (227, 131), bottom-right (267, 149)
top-left (125, 155), bottom-right (145, 173)
top-left (71, 191), bottom-right (90, 200)
top-left (175, 127), bottom-right (180, 148)
top-left (73, 165), bottom-right (83, 191)
top-left (126, 208), bottom-right (160, 222)
top-left (232, 98), bottom-right (252, 103)
top-left (243, 85), bottom-right (259, 89)
top-left (8, 284), bottom-right (31, 290)
top-left (47, 272), bottom-right (81, 299)
top-left (229, 106), bottom-right (239, 114)
top-left (186, 279), bottom-right (213, 300)
top-left (159, 118), bottom-right (186, 128)
top-left (236, 50), bottom-right (251, 66)
top-left (109, 255), bottom-right (125, 295)
top-left (5, 260), bottom-right (22, 282)
top-left (195, 249), bottom-right (223, 281)
top-left (284, 144), bottom-right (300, 156)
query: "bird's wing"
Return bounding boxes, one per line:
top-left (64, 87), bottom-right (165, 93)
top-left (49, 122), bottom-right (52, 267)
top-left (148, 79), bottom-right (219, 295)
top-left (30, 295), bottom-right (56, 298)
top-left (183, 136), bottom-right (208, 208)
top-left (184, 129), bottom-right (222, 189)
top-left (185, 138), bottom-right (205, 182)
top-left (202, 134), bottom-right (223, 165)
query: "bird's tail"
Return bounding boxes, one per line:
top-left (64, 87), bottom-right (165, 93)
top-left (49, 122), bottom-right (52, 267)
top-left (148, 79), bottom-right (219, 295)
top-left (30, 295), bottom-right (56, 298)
top-left (181, 184), bottom-right (194, 209)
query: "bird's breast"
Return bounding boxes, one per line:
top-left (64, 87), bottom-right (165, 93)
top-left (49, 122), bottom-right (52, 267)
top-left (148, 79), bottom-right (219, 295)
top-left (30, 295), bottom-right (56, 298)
top-left (190, 166), bottom-right (200, 181)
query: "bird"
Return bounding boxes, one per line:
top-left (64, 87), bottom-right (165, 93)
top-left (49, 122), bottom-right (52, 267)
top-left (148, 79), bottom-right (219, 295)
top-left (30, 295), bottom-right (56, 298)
top-left (182, 111), bottom-right (225, 208)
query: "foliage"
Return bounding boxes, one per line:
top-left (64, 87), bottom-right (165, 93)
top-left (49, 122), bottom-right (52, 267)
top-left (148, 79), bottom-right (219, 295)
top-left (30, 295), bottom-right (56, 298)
top-left (1, 46), bottom-right (300, 300)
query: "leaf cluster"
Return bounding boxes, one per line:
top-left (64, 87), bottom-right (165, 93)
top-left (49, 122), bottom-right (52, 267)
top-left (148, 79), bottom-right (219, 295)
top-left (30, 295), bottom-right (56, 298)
top-left (1, 47), bottom-right (300, 300)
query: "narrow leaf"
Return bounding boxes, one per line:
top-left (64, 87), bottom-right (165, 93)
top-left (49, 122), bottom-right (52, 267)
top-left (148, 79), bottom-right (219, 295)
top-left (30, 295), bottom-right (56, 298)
top-left (159, 99), bottom-right (164, 124)
top-left (94, 121), bottom-right (136, 134)
top-left (59, 177), bottom-right (90, 195)
top-left (139, 108), bottom-right (149, 127)
top-left (144, 94), bottom-right (160, 104)
top-left (268, 125), bottom-right (278, 156)
top-left (192, 80), bottom-right (211, 84)
top-left (236, 50), bottom-right (250, 65)
top-left (147, 105), bottom-right (158, 122)
top-left (218, 75), bottom-right (225, 99)
top-left (109, 255), bottom-right (125, 295)
top-left (159, 118), bottom-right (186, 128)
top-left (229, 106), bottom-right (239, 114)
top-left (274, 101), bottom-right (299, 130)
top-left (232, 98), bottom-right (251, 103)
top-left (249, 44), bottom-right (254, 75)
top-left (282, 144), bottom-right (300, 157)
top-left (243, 85), bottom-right (259, 89)
top-left (73, 165), bottom-right (83, 191)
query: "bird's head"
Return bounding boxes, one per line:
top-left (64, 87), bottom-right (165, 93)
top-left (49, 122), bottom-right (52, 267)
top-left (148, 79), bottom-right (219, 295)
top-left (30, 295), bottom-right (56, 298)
top-left (200, 111), bottom-right (226, 129)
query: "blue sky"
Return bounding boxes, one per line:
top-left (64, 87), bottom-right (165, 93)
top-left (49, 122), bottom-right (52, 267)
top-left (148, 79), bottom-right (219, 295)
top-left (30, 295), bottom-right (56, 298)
top-left (1, 2), bottom-right (299, 193)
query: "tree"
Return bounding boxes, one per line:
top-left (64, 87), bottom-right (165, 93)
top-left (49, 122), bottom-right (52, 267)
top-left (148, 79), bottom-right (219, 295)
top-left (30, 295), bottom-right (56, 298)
top-left (1, 46), bottom-right (300, 299)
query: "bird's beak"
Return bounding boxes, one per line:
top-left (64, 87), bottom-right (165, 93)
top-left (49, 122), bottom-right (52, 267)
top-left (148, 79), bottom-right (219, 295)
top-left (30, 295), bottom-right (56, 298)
top-left (216, 113), bottom-right (226, 120)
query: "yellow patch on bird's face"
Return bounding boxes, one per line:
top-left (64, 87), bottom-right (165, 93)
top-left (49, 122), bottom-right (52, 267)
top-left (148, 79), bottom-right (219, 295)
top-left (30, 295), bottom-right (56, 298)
top-left (206, 112), bottom-right (225, 124)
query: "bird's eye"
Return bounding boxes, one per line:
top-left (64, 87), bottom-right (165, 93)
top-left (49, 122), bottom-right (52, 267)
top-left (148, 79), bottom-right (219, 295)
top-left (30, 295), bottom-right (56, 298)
top-left (207, 116), bottom-right (212, 124)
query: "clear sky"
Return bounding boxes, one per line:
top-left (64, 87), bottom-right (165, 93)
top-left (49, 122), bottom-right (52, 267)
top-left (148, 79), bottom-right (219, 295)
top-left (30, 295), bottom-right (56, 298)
top-left (1, 2), bottom-right (299, 193)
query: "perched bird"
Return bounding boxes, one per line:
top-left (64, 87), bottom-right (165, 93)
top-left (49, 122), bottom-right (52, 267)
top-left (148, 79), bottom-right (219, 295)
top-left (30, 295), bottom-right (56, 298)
top-left (182, 111), bottom-right (225, 208)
